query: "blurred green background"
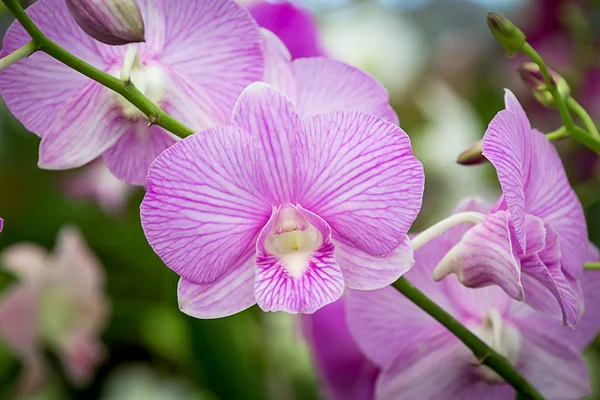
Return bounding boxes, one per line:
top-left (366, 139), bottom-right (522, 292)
top-left (1, 0), bottom-right (600, 398)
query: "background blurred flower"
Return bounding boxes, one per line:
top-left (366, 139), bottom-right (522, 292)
top-left (0, 226), bottom-right (108, 396)
top-left (347, 198), bottom-right (600, 400)
top-left (301, 297), bottom-right (379, 400)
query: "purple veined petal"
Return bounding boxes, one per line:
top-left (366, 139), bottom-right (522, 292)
top-left (254, 205), bottom-right (344, 314)
top-left (514, 321), bottom-right (591, 400)
top-left (519, 218), bottom-right (583, 327)
top-left (0, 0), bottom-right (108, 137)
top-left (375, 340), bottom-right (514, 400)
top-left (0, 218), bottom-right (3, 232)
top-left (103, 123), bottom-right (178, 186)
top-left (261, 29), bottom-right (297, 101)
top-left (248, 0), bottom-right (325, 59)
top-left (158, 0), bottom-right (264, 116)
top-left (161, 67), bottom-right (231, 131)
top-left (433, 211), bottom-right (525, 301)
top-left (38, 83), bottom-right (129, 170)
top-left (525, 128), bottom-right (586, 279)
top-left (482, 90), bottom-right (532, 253)
top-left (296, 111), bottom-right (423, 256)
top-left (334, 235), bottom-right (414, 290)
top-left (301, 297), bottom-right (379, 400)
top-left (232, 82), bottom-right (302, 204)
top-left (141, 125), bottom-right (271, 284)
top-left (292, 58), bottom-right (398, 123)
top-left (346, 287), bottom-right (451, 371)
top-left (178, 252), bottom-right (256, 319)
top-left (444, 277), bottom-right (513, 322)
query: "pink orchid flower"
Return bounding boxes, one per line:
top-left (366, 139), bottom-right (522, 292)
top-left (0, 227), bottom-right (108, 395)
top-left (141, 82), bottom-right (424, 316)
top-left (347, 198), bottom-right (600, 400)
top-left (434, 90), bottom-right (587, 327)
top-left (0, 0), bottom-right (264, 185)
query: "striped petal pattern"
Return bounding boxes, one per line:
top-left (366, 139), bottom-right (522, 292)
top-left (254, 206), bottom-right (344, 314)
top-left (297, 111), bottom-right (424, 256)
top-left (141, 126), bottom-right (271, 284)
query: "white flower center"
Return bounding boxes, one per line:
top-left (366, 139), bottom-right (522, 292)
top-left (113, 46), bottom-right (167, 120)
top-left (470, 309), bottom-right (522, 383)
top-left (264, 206), bottom-right (322, 278)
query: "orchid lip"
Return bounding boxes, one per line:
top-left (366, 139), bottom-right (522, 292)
top-left (264, 205), bottom-right (323, 278)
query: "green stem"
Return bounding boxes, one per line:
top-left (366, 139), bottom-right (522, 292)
top-left (393, 277), bottom-right (545, 400)
top-left (521, 43), bottom-right (600, 156)
top-left (566, 97), bottom-right (600, 139)
top-left (0, 40), bottom-right (35, 72)
top-left (585, 262), bottom-right (600, 270)
top-left (0, 0), bottom-right (194, 138)
top-left (546, 126), bottom-right (569, 141)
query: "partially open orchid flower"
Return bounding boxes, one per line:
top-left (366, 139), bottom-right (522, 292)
top-left (0, 0), bottom-right (264, 185)
top-left (65, 0), bottom-right (145, 46)
top-left (247, 1), bottom-right (325, 59)
top-left (434, 90), bottom-right (587, 327)
top-left (301, 298), bottom-right (379, 400)
top-left (0, 227), bottom-right (108, 395)
top-left (141, 82), bottom-right (424, 316)
top-left (346, 198), bottom-right (600, 400)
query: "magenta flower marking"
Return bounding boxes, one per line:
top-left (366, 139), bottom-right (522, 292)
top-left (433, 90), bottom-right (587, 327)
top-left (347, 198), bottom-right (600, 400)
top-left (301, 297), bottom-right (379, 400)
top-left (248, 0), bottom-right (325, 59)
top-left (141, 82), bottom-right (423, 316)
top-left (0, 0), bottom-right (264, 185)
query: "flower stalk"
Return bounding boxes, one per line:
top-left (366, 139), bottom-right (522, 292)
top-left (392, 277), bottom-right (545, 400)
top-left (0, 40), bottom-right (36, 72)
top-left (566, 97), bottom-right (600, 140)
top-left (0, 0), bottom-right (194, 138)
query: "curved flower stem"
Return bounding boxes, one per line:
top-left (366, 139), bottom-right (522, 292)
top-left (0, 0), bottom-right (194, 138)
top-left (566, 97), bottom-right (600, 140)
top-left (546, 126), bottom-right (569, 141)
top-left (521, 43), bottom-right (600, 156)
top-left (0, 40), bottom-right (36, 72)
top-left (393, 277), bottom-right (545, 400)
top-left (585, 262), bottom-right (600, 270)
top-left (410, 212), bottom-right (486, 251)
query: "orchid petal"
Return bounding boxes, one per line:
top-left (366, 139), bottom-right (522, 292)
top-left (178, 253), bottom-right (256, 319)
top-left (433, 211), bottom-right (525, 301)
top-left (0, 285), bottom-right (39, 358)
top-left (292, 58), bottom-right (398, 123)
top-left (297, 111), bottom-right (423, 256)
top-left (482, 90), bottom-right (531, 252)
top-left (1, 244), bottom-right (48, 284)
top-left (0, 0), bottom-right (106, 137)
top-left (232, 82), bottom-right (301, 204)
top-left (334, 235), bottom-right (414, 290)
top-left (58, 329), bottom-right (105, 385)
top-left (141, 126), bottom-right (270, 284)
top-left (515, 322), bottom-right (591, 400)
top-left (254, 206), bottom-right (344, 314)
top-left (159, 0), bottom-right (264, 116)
top-left (38, 83), bottom-right (128, 170)
top-left (103, 124), bottom-right (178, 186)
top-left (261, 29), bottom-right (297, 101)
top-left (346, 287), bottom-right (450, 371)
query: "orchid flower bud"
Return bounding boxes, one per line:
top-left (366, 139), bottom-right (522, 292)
top-left (518, 62), bottom-right (570, 107)
top-left (457, 139), bottom-right (487, 166)
top-left (487, 12), bottom-right (525, 56)
top-left (65, 0), bottom-right (145, 46)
